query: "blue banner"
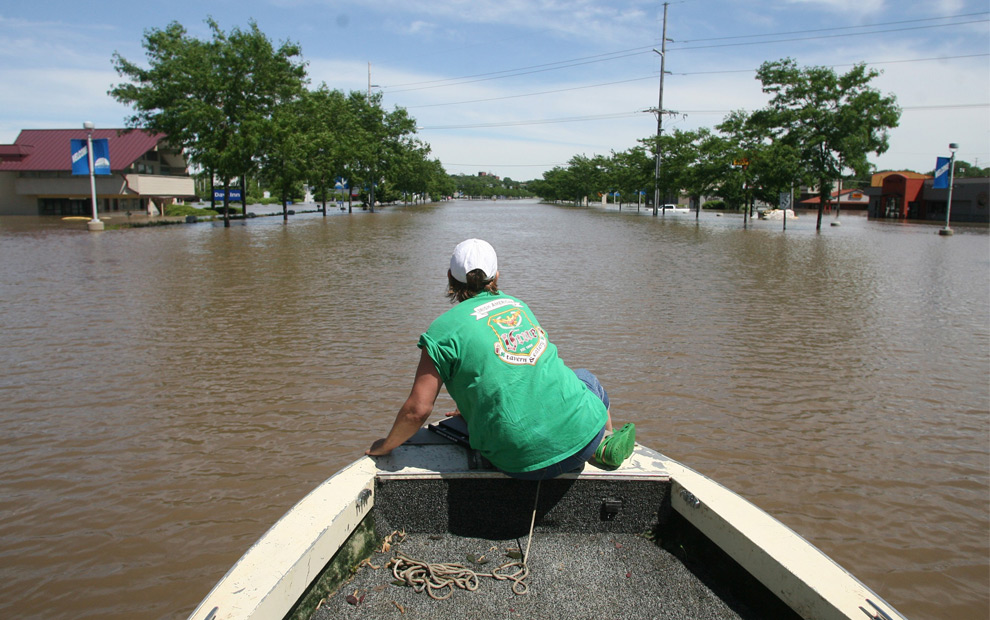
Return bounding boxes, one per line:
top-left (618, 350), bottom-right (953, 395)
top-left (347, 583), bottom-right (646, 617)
top-left (213, 189), bottom-right (243, 201)
top-left (70, 139), bottom-right (110, 175)
top-left (933, 156), bottom-right (951, 189)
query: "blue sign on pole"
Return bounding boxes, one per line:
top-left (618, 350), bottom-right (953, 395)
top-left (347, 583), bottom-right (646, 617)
top-left (70, 139), bottom-right (111, 175)
top-left (213, 189), bottom-right (243, 201)
top-left (933, 157), bottom-right (951, 189)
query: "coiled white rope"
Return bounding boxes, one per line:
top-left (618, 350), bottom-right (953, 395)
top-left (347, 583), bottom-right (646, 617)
top-left (390, 480), bottom-right (541, 600)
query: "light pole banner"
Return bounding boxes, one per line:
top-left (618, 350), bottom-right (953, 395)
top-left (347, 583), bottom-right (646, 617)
top-left (70, 139), bottom-right (111, 175)
top-left (933, 156), bottom-right (951, 189)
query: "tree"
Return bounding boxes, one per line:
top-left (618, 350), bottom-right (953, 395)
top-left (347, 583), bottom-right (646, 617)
top-left (755, 58), bottom-right (900, 229)
top-left (110, 19), bottom-right (307, 226)
top-left (257, 97), bottom-right (310, 220)
top-left (641, 129), bottom-right (701, 208)
top-left (304, 86), bottom-right (354, 214)
top-left (565, 154), bottom-right (609, 205)
top-left (684, 128), bottom-right (737, 210)
top-left (716, 110), bottom-right (803, 213)
top-left (423, 159), bottom-right (456, 201)
top-left (533, 167), bottom-right (573, 203)
top-left (378, 104), bottom-right (420, 205)
top-left (609, 147), bottom-right (653, 207)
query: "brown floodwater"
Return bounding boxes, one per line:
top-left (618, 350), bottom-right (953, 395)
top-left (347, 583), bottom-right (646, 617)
top-left (0, 201), bottom-right (987, 619)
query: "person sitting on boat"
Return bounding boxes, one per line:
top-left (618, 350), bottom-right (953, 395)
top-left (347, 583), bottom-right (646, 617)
top-left (366, 238), bottom-right (636, 479)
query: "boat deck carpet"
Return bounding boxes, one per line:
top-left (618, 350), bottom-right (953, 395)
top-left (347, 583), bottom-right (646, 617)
top-left (310, 530), bottom-right (754, 620)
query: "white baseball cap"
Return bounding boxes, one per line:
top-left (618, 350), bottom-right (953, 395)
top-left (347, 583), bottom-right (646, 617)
top-left (449, 238), bottom-right (498, 283)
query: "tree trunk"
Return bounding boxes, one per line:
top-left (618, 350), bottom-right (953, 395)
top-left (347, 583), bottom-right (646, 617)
top-left (240, 175), bottom-right (248, 218)
top-left (223, 178), bottom-right (230, 228)
top-left (816, 181), bottom-right (827, 230)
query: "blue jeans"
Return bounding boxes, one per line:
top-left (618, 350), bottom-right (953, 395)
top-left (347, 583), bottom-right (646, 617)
top-left (574, 368), bottom-right (610, 410)
top-left (503, 368), bottom-right (610, 481)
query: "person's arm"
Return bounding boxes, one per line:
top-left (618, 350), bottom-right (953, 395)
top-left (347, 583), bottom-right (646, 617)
top-left (366, 348), bottom-right (442, 456)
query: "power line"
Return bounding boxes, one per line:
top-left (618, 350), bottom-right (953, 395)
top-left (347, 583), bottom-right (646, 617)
top-left (419, 110), bottom-right (645, 130)
top-left (672, 53), bottom-right (989, 76)
top-left (675, 11), bottom-right (988, 44)
top-left (445, 162), bottom-right (563, 168)
top-left (406, 54), bottom-right (987, 110)
top-left (406, 76), bottom-right (657, 108)
top-left (383, 13), bottom-right (988, 93)
top-left (632, 102), bottom-right (990, 117)
top-left (419, 102), bottom-right (989, 131)
top-left (386, 49), bottom-right (650, 93)
top-left (670, 18), bottom-right (988, 52)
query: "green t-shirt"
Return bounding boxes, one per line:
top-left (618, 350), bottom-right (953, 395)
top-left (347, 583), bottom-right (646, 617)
top-left (418, 291), bottom-right (607, 473)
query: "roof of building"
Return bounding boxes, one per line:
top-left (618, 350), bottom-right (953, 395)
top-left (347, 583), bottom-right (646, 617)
top-left (871, 170), bottom-right (931, 186)
top-left (798, 188), bottom-right (870, 204)
top-left (0, 128), bottom-right (165, 173)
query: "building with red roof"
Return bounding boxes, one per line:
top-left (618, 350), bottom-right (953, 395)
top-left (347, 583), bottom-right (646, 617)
top-left (797, 187), bottom-right (871, 211)
top-left (0, 128), bottom-right (195, 216)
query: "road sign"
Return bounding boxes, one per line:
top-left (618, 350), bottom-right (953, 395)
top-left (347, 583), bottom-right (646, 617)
top-left (779, 192), bottom-right (791, 209)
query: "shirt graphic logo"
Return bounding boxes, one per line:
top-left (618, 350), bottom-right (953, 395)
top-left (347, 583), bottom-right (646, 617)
top-left (471, 297), bottom-right (522, 320)
top-left (489, 308), bottom-right (547, 365)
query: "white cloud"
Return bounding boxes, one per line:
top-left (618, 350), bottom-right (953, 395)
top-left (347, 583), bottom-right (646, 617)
top-left (322, 0), bottom-right (657, 43)
top-left (783, 0), bottom-right (887, 16)
top-left (406, 20), bottom-right (436, 35)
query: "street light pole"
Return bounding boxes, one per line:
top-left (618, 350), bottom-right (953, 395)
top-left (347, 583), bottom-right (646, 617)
top-left (83, 121), bottom-right (104, 231)
top-left (939, 142), bottom-right (958, 236)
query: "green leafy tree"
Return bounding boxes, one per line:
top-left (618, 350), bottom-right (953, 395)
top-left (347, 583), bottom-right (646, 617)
top-left (110, 19), bottom-right (307, 226)
top-left (535, 167), bottom-right (573, 203)
top-left (257, 97), bottom-right (311, 220)
top-left (683, 128), bottom-right (736, 210)
top-left (755, 58), bottom-right (899, 229)
top-left (424, 160), bottom-right (456, 201)
top-left (717, 110), bottom-right (803, 213)
top-left (303, 86), bottom-right (353, 214)
top-left (565, 154), bottom-right (609, 205)
top-left (608, 147), bottom-right (652, 206)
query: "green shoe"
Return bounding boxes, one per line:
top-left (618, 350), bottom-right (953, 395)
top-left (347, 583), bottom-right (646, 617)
top-left (594, 423), bottom-right (636, 469)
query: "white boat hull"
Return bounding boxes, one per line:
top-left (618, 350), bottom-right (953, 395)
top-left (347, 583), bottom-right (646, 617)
top-left (188, 435), bottom-right (905, 620)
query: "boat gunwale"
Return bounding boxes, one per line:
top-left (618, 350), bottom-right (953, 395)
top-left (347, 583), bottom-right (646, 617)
top-left (187, 437), bottom-right (907, 620)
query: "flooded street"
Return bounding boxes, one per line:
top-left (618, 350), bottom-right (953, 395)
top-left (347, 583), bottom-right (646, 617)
top-left (0, 200), bottom-right (987, 619)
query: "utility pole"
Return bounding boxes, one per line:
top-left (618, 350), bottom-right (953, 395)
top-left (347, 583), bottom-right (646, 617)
top-left (367, 62), bottom-right (380, 213)
top-left (652, 2), bottom-right (670, 217)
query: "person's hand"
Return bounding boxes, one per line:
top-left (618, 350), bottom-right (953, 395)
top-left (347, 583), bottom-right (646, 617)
top-left (366, 438), bottom-right (392, 456)
top-left (445, 408), bottom-right (461, 417)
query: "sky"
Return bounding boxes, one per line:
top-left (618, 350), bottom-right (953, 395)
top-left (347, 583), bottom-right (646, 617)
top-left (1, 0), bottom-right (987, 182)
